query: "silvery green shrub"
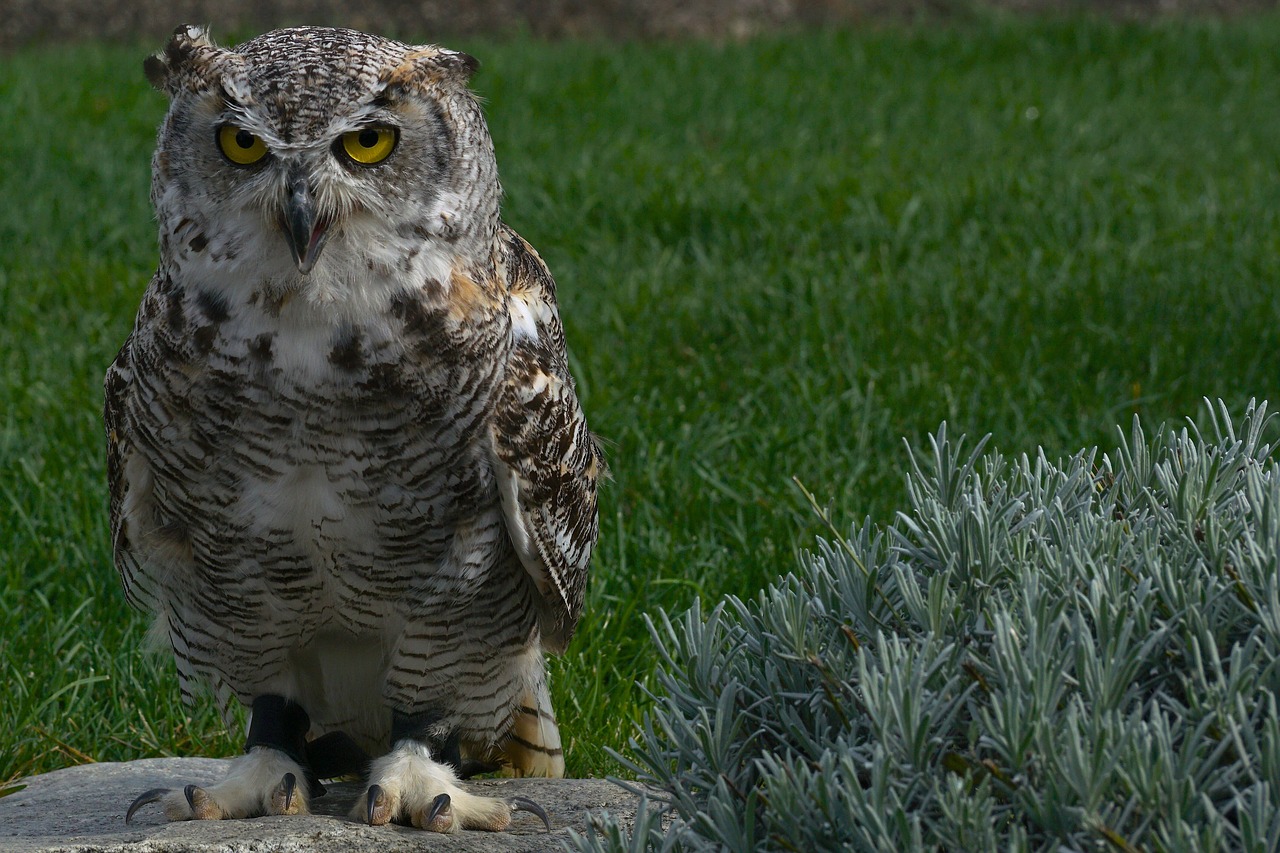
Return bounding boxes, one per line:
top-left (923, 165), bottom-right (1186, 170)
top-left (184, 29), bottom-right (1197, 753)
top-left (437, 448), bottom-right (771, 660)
top-left (570, 400), bottom-right (1280, 852)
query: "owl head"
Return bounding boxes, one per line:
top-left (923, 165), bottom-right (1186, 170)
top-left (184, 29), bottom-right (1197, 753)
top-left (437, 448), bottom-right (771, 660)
top-left (145, 25), bottom-right (500, 288)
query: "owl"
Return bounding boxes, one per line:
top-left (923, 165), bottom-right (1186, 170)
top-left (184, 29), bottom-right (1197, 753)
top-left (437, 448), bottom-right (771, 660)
top-left (104, 25), bottom-right (604, 833)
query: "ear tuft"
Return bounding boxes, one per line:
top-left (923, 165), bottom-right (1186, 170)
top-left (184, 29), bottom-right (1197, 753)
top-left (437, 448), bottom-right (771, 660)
top-left (144, 24), bottom-right (221, 95)
top-left (380, 46), bottom-right (480, 95)
top-left (142, 53), bottom-right (168, 90)
top-left (438, 49), bottom-right (480, 80)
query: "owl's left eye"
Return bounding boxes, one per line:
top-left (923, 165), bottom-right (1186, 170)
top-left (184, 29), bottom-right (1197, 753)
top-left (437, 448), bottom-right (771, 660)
top-left (338, 127), bottom-right (398, 166)
top-left (217, 125), bottom-right (269, 166)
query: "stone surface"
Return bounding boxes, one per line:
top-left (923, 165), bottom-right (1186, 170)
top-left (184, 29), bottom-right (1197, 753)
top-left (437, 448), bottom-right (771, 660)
top-left (0, 758), bottom-right (639, 852)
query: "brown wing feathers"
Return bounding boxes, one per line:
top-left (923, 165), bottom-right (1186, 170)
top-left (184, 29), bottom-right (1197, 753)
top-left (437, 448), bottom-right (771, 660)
top-left (491, 228), bottom-right (604, 652)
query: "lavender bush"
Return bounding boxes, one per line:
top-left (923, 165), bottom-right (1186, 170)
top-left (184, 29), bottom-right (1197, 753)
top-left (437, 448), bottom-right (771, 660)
top-left (572, 400), bottom-right (1280, 852)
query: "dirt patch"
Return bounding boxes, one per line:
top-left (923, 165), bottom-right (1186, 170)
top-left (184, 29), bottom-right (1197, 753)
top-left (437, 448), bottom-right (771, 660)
top-left (1, 0), bottom-right (1275, 52)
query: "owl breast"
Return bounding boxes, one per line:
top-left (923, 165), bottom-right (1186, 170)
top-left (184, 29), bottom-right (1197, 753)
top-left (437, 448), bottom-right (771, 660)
top-left (126, 263), bottom-right (511, 634)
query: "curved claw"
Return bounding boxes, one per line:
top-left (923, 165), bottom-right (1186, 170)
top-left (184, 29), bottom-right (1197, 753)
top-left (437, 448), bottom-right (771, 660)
top-left (125, 787), bottom-right (171, 824)
top-left (184, 784), bottom-right (198, 810)
top-left (426, 792), bottom-right (451, 826)
top-left (365, 784), bottom-right (384, 826)
top-left (281, 773), bottom-right (297, 813)
top-left (510, 795), bottom-right (551, 832)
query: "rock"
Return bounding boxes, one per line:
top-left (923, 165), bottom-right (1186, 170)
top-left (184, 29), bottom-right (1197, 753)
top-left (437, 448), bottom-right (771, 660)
top-left (0, 758), bottom-right (642, 852)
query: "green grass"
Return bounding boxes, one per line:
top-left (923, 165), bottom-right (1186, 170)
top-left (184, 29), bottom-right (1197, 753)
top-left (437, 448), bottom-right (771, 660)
top-left (3, 14), bottom-right (1280, 786)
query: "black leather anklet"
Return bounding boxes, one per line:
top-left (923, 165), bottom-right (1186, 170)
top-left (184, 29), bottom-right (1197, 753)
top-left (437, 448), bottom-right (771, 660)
top-left (391, 708), bottom-right (461, 770)
top-left (244, 694), bottom-right (324, 795)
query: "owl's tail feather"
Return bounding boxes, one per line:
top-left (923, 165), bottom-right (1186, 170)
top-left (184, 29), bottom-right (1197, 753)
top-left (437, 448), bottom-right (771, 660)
top-left (500, 682), bottom-right (565, 778)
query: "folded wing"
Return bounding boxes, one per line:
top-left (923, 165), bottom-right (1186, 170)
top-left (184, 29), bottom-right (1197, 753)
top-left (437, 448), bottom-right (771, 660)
top-left (489, 228), bottom-right (605, 653)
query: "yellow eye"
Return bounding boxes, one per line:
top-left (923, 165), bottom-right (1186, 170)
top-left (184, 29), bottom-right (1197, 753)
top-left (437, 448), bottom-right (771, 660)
top-left (340, 128), bottom-right (397, 165)
top-left (217, 125), bottom-right (268, 166)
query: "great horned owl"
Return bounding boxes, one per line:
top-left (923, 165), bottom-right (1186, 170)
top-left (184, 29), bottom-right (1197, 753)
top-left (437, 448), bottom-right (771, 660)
top-left (105, 25), bottom-right (603, 832)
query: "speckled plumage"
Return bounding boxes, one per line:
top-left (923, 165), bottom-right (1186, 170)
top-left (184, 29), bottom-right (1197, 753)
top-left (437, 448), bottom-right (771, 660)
top-left (104, 25), bottom-right (603, 831)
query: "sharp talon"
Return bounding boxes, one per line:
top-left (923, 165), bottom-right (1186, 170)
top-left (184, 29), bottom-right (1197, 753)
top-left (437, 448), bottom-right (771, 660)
top-left (510, 795), bottom-right (551, 832)
top-left (125, 788), bottom-right (170, 824)
top-left (366, 784), bottom-right (383, 825)
top-left (282, 772), bottom-right (297, 812)
top-left (427, 792), bottom-right (451, 826)
top-left (183, 784), bottom-right (198, 810)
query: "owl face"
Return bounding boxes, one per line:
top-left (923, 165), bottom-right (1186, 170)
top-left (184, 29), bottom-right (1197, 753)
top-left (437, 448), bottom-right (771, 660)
top-left (147, 26), bottom-right (499, 292)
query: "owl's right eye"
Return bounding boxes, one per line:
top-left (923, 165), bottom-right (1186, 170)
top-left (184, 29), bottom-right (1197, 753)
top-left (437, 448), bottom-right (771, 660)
top-left (217, 125), bottom-right (269, 166)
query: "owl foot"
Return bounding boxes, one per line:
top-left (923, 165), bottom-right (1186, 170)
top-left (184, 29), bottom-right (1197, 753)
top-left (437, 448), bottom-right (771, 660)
top-left (353, 742), bottom-right (550, 832)
top-left (125, 747), bottom-right (310, 822)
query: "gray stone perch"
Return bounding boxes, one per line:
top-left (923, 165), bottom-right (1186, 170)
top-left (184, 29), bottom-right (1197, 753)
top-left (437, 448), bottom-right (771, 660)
top-left (0, 758), bottom-right (643, 852)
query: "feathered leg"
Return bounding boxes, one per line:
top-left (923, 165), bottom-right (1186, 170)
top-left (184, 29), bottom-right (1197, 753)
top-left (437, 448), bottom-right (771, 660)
top-left (352, 708), bottom-right (549, 833)
top-left (126, 695), bottom-right (315, 822)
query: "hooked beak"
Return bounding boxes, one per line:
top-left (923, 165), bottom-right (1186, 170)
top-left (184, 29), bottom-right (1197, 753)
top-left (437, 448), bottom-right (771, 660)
top-left (281, 170), bottom-right (331, 275)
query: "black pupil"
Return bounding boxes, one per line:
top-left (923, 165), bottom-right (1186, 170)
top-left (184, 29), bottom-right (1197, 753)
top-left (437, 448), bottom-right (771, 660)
top-left (358, 130), bottom-right (380, 149)
top-left (235, 130), bottom-right (255, 150)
